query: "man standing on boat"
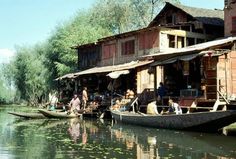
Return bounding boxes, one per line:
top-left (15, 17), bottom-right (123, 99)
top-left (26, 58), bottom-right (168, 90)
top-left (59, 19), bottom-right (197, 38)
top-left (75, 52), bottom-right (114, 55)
top-left (68, 93), bottom-right (81, 115)
top-left (82, 87), bottom-right (88, 109)
top-left (48, 92), bottom-right (58, 111)
top-left (157, 82), bottom-right (166, 105)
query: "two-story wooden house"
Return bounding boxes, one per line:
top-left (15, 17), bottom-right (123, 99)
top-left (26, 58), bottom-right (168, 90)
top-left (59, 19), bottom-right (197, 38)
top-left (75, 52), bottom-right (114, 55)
top-left (143, 1), bottom-right (236, 109)
top-left (58, 2), bottom-right (225, 104)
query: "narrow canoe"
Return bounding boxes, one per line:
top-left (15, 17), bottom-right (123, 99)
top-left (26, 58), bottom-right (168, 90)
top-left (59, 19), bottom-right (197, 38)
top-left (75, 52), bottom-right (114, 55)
top-left (110, 110), bottom-right (236, 132)
top-left (38, 109), bottom-right (81, 118)
top-left (8, 111), bottom-right (45, 119)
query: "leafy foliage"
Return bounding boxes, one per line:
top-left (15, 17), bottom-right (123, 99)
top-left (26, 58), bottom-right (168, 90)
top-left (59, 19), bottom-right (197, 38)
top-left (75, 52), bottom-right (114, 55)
top-left (90, 0), bottom-right (180, 34)
top-left (3, 45), bottom-right (50, 105)
top-left (46, 11), bottom-right (111, 76)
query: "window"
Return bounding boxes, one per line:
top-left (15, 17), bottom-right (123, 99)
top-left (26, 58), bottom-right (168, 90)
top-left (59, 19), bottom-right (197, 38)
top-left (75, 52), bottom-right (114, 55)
top-left (177, 36), bottom-right (184, 48)
top-left (103, 43), bottom-right (116, 59)
top-left (187, 37), bottom-right (195, 46)
top-left (225, 0), bottom-right (229, 6)
top-left (166, 16), bottom-right (172, 24)
top-left (172, 14), bottom-right (176, 24)
top-left (168, 35), bottom-right (175, 48)
top-left (166, 14), bottom-right (176, 24)
top-left (196, 39), bottom-right (205, 44)
top-left (121, 40), bottom-right (135, 55)
top-left (232, 16), bottom-right (236, 34)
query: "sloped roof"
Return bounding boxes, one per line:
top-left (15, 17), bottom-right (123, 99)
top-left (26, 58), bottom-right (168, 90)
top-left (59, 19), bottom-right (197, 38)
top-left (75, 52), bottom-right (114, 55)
top-left (143, 36), bottom-right (236, 61)
top-left (55, 60), bottom-right (153, 80)
top-left (73, 60), bottom-right (153, 77)
top-left (149, 2), bottom-right (224, 27)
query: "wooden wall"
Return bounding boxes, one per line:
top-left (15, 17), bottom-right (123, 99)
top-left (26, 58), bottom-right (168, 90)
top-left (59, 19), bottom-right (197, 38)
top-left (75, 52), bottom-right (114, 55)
top-left (229, 51), bottom-right (236, 96)
top-left (224, 2), bottom-right (236, 36)
top-left (136, 66), bottom-right (154, 94)
top-left (100, 29), bottom-right (160, 66)
top-left (77, 45), bottom-right (100, 70)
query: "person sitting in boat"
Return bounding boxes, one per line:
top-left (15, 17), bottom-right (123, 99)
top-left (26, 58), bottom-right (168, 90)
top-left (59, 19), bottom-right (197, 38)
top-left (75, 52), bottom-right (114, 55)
top-left (125, 89), bottom-right (135, 99)
top-left (168, 99), bottom-right (182, 114)
top-left (48, 92), bottom-right (58, 111)
top-left (68, 94), bottom-right (82, 115)
top-left (111, 99), bottom-right (121, 111)
top-left (146, 101), bottom-right (159, 115)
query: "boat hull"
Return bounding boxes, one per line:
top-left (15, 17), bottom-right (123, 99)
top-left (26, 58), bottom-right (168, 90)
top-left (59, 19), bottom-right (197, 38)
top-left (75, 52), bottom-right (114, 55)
top-left (8, 111), bottom-right (45, 119)
top-left (110, 110), bottom-right (236, 132)
top-left (38, 109), bottom-right (81, 118)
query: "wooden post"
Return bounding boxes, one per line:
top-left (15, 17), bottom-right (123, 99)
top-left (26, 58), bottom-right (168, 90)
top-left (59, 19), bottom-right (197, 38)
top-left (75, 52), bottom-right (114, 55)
top-left (154, 66), bottom-right (157, 104)
top-left (225, 53), bottom-right (228, 99)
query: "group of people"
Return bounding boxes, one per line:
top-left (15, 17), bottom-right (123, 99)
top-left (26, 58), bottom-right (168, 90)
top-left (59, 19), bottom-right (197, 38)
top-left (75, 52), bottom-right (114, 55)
top-left (147, 99), bottom-right (182, 115)
top-left (48, 87), bottom-right (89, 115)
top-left (67, 87), bottom-right (89, 115)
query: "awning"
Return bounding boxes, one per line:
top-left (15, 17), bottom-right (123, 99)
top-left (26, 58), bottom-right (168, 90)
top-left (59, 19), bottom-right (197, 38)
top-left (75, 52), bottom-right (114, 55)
top-left (54, 73), bottom-right (77, 81)
top-left (151, 53), bottom-right (199, 66)
top-left (73, 60), bottom-right (153, 77)
top-left (55, 60), bottom-right (153, 80)
top-left (143, 36), bottom-right (236, 59)
top-left (106, 70), bottom-right (130, 79)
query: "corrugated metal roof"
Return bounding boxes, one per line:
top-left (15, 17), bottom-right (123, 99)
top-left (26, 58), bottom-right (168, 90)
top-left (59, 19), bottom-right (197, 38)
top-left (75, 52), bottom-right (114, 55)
top-left (55, 60), bottom-right (153, 80)
top-left (73, 60), bottom-right (153, 77)
top-left (55, 73), bottom-right (77, 81)
top-left (143, 36), bottom-right (236, 59)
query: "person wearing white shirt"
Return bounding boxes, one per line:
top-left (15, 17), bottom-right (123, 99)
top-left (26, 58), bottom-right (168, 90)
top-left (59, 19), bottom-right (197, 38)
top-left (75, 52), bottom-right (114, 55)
top-left (168, 99), bottom-right (182, 114)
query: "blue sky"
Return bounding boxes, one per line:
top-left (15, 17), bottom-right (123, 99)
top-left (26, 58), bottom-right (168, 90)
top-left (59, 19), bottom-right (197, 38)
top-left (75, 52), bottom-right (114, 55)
top-left (0, 0), bottom-right (223, 63)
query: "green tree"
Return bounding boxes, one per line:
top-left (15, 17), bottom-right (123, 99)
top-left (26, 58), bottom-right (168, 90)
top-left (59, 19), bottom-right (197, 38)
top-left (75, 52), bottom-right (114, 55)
top-left (7, 45), bottom-right (50, 106)
top-left (0, 64), bottom-right (15, 104)
top-left (90, 0), bottom-right (180, 34)
top-left (46, 11), bottom-right (111, 76)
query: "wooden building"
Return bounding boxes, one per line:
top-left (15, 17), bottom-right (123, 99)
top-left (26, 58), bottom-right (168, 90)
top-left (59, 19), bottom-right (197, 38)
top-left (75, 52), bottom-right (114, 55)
top-left (144, 37), bottom-right (236, 109)
top-left (135, 2), bottom-right (236, 110)
top-left (57, 2), bottom-right (226, 106)
top-left (72, 23), bottom-right (218, 96)
top-left (149, 2), bottom-right (224, 38)
top-left (224, 0), bottom-right (236, 36)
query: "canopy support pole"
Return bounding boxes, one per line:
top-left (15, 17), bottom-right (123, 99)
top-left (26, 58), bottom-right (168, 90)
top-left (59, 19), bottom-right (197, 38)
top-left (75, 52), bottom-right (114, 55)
top-left (154, 66), bottom-right (157, 104)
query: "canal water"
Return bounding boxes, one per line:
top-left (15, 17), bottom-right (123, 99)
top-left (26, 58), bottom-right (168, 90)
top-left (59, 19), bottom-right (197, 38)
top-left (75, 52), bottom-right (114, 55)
top-left (1, 105), bottom-right (236, 159)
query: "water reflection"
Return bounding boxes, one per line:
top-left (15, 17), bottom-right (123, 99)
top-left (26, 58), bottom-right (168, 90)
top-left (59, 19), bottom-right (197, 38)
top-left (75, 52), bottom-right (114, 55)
top-left (68, 118), bottom-right (81, 143)
top-left (67, 118), bottom-right (88, 144)
top-left (110, 123), bottom-right (236, 159)
top-left (1, 106), bottom-right (236, 159)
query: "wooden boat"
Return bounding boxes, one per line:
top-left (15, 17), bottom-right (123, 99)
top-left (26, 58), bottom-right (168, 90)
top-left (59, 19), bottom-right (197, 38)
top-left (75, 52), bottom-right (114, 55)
top-left (110, 110), bottom-right (236, 132)
top-left (8, 111), bottom-right (45, 119)
top-left (38, 109), bottom-right (81, 119)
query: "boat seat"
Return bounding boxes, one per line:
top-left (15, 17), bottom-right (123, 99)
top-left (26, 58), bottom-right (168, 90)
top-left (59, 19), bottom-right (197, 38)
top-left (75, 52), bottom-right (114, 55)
top-left (179, 99), bottom-right (214, 113)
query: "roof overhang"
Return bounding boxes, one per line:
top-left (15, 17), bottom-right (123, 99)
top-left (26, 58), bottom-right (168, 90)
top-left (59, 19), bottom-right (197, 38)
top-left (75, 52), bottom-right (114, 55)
top-left (55, 60), bottom-right (153, 81)
top-left (54, 73), bottom-right (77, 81)
top-left (74, 60), bottom-right (153, 77)
top-left (107, 70), bottom-right (130, 79)
top-left (142, 36), bottom-right (236, 63)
